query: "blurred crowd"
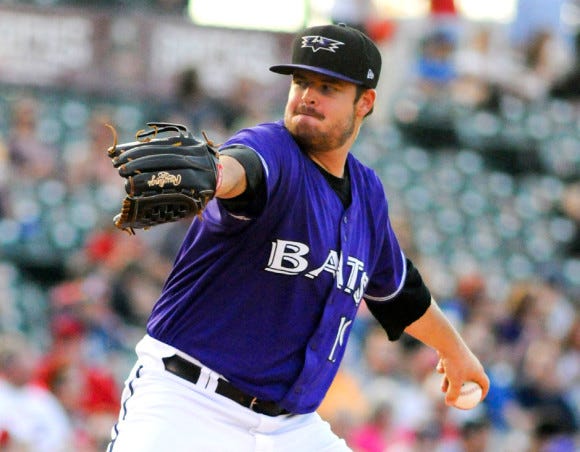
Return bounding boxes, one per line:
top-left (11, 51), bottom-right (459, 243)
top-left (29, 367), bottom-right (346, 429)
top-left (0, 1), bottom-right (579, 451)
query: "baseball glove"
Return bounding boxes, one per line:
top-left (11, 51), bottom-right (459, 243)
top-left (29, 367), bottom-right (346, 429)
top-left (106, 122), bottom-right (222, 234)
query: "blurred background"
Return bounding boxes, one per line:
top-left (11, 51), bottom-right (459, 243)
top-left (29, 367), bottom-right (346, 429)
top-left (0, 0), bottom-right (578, 451)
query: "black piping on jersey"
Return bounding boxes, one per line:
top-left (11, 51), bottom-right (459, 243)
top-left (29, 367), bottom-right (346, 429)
top-left (365, 258), bottom-right (432, 341)
top-left (107, 364), bottom-right (143, 452)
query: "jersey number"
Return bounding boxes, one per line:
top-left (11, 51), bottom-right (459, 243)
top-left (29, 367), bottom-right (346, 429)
top-left (328, 316), bottom-right (352, 363)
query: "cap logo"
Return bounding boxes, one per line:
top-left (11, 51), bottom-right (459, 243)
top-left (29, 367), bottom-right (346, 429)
top-left (301, 35), bottom-right (344, 53)
top-left (367, 69), bottom-right (375, 80)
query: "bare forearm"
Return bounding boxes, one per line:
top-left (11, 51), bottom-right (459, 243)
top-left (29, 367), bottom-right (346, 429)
top-left (216, 155), bottom-right (247, 199)
top-left (405, 298), bottom-right (469, 357)
top-left (405, 298), bottom-right (490, 405)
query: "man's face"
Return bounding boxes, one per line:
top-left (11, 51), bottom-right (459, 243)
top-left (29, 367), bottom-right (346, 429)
top-left (284, 70), bottom-right (363, 153)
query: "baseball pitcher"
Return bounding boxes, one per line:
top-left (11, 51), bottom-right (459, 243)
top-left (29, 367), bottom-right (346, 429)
top-left (105, 23), bottom-right (489, 452)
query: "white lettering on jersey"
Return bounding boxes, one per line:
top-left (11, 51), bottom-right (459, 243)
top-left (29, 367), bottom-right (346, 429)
top-left (305, 250), bottom-right (340, 280)
top-left (306, 250), bottom-right (345, 289)
top-left (328, 316), bottom-right (352, 362)
top-left (265, 239), bottom-right (369, 302)
top-left (353, 272), bottom-right (369, 306)
top-left (265, 239), bottom-right (310, 275)
top-left (344, 257), bottom-right (364, 294)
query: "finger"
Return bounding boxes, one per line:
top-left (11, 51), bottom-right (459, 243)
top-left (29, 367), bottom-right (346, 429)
top-left (436, 359), bottom-right (445, 374)
top-left (475, 374), bottom-right (491, 399)
top-left (445, 380), bottom-right (462, 406)
top-left (440, 375), bottom-right (449, 393)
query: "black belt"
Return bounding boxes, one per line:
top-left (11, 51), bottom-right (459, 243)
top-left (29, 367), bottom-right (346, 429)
top-left (162, 354), bottom-right (290, 417)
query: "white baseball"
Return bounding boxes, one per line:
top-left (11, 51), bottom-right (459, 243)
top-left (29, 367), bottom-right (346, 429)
top-left (453, 381), bottom-right (483, 410)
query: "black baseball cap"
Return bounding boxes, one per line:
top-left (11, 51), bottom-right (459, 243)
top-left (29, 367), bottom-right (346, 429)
top-left (270, 23), bottom-right (381, 89)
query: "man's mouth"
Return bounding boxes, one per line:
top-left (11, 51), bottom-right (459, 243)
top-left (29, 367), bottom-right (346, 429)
top-left (295, 107), bottom-right (324, 120)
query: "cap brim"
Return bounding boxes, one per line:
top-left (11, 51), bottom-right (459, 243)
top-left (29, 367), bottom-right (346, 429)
top-left (269, 64), bottom-right (363, 86)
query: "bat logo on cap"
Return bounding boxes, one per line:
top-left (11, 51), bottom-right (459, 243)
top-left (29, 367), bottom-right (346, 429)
top-left (301, 35), bottom-right (344, 53)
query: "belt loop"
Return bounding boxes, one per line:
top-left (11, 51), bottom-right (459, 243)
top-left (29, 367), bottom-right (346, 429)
top-left (203, 370), bottom-right (219, 392)
top-left (197, 366), bottom-right (209, 389)
top-left (249, 397), bottom-right (258, 411)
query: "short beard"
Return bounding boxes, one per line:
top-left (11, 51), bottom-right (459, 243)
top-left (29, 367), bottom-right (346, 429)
top-left (287, 108), bottom-right (356, 154)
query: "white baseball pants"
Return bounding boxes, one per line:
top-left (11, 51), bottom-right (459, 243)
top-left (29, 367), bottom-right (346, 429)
top-left (106, 335), bottom-right (351, 452)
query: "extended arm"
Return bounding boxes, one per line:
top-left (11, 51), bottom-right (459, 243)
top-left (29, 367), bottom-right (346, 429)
top-left (365, 258), bottom-right (489, 408)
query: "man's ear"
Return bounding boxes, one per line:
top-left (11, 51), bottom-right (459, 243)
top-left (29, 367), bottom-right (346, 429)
top-left (357, 89), bottom-right (376, 117)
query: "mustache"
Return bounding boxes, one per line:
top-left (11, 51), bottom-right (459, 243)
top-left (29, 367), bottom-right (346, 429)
top-left (295, 105), bottom-right (324, 120)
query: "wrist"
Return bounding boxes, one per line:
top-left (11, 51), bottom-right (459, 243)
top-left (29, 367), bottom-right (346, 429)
top-left (215, 160), bottom-right (224, 194)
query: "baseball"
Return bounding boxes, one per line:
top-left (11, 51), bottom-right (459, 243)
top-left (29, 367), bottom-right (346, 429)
top-left (453, 381), bottom-right (483, 410)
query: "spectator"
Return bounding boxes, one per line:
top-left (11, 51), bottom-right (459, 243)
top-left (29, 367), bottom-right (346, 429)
top-left (158, 67), bottom-right (243, 142)
top-left (222, 76), bottom-right (274, 131)
top-left (453, 25), bottom-right (518, 110)
top-left (383, 340), bottom-right (440, 433)
top-left (495, 281), bottom-right (544, 350)
top-left (358, 324), bottom-right (404, 380)
top-left (415, 29), bottom-right (458, 94)
top-left (109, 260), bottom-right (168, 327)
top-left (34, 312), bottom-right (122, 450)
top-left (513, 339), bottom-right (578, 439)
top-left (391, 28), bottom-right (460, 147)
top-left (0, 332), bottom-right (73, 452)
top-left (7, 97), bottom-right (58, 181)
top-left (457, 419), bottom-right (492, 452)
top-left (347, 401), bottom-right (413, 452)
top-left (505, 29), bottom-right (572, 101)
top-left (63, 108), bottom-right (122, 189)
top-left (530, 406), bottom-right (578, 452)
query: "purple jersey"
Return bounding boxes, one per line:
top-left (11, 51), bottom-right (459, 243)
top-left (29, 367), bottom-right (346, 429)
top-left (147, 121), bottom-right (406, 413)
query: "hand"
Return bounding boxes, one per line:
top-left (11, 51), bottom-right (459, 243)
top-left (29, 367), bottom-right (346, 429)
top-left (106, 122), bottom-right (221, 233)
top-left (436, 349), bottom-right (490, 407)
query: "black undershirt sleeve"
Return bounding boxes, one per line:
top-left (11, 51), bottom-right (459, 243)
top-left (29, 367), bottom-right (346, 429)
top-left (365, 257), bottom-right (432, 341)
top-left (218, 145), bottom-right (266, 217)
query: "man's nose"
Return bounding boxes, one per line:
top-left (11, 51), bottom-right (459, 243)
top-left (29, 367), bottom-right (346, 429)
top-left (301, 87), bottom-right (317, 104)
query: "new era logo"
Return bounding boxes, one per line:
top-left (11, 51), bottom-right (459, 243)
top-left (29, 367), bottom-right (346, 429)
top-left (367, 69), bottom-right (374, 80)
top-left (301, 35), bottom-right (345, 53)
